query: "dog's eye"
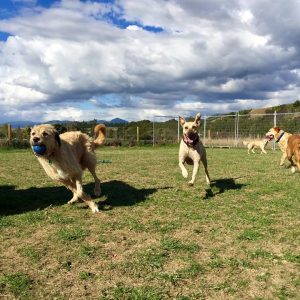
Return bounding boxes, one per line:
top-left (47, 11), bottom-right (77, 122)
top-left (42, 132), bottom-right (48, 137)
top-left (192, 126), bottom-right (196, 129)
top-left (31, 132), bottom-right (35, 136)
top-left (185, 126), bottom-right (188, 129)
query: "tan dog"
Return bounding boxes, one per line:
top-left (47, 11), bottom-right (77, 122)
top-left (242, 139), bottom-right (268, 154)
top-left (30, 124), bottom-right (106, 212)
top-left (266, 127), bottom-right (292, 165)
top-left (178, 113), bottom-right (210, 186)
top-left (286, 135), bottom-right (300, 173)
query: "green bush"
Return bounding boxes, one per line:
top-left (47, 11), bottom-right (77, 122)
top-left (0, 139), bottom-right (30, 149)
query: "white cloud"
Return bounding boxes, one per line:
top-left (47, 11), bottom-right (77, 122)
top-left (0, 0), bottom-right (300, 122)
top-left (237, 9), bottom-right (254, 24)
top-left (126, 25), bottom-right (141, 31)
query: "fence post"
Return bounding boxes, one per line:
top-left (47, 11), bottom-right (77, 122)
top-left (137, 126), bottom-right (139, 143)
top-left (234, 112), bottom-right (237, 147)
top-left (203, 116), bottom-right (206, 146)
top-left (7, 124), bottom-right (12, 141)
top-left (177, 116), bottom-right (180, 143)
top-left (152, 120), bottom-right (155, 146)
top-left (273, 110), bottom-right (277, 150)
top-left (236, 112), bottom-right (239, 147)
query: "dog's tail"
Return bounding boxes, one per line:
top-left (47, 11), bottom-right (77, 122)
top-left (93, 124), bottom-right (106, 148)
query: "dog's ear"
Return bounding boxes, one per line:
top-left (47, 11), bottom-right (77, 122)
top-left (54, 131), bottom-right (61, 146)
top-left (194, 113), bottom-right (201, 126)
top-left (274, 127), bottom-right (281, 133)
top-left (179, 116), bottom-right (186, 126)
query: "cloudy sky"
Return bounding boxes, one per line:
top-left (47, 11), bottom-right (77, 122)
top-left (0, 0), bottom-right (300, 122)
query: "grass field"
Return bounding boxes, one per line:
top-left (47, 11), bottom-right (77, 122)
top-left (0, 146), bottom-right (299, 299)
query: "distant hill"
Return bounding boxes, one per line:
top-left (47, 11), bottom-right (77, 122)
top-left (2, 100), bottom-right (299, 129)
top-left (109, 118), bottom-right (128, 124)
top-left (1, 118), bottom-right (128, 128)
top-left (4, 121), bottom-right (39, 128)
top-left (248, 100), bottom-right (300, 115)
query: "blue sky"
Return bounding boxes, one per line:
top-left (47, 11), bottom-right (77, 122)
top-left (0, 0), bottom-right (300, 122)
top-left (0, 0), bottom-right (59, 17)
top-left (0, 0), bottom-right (162, 42)
top-left (0, 0), bottom-right (59, 40)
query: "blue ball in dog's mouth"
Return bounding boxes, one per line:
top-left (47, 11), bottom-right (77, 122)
top-left (32, 144), bottom-right (46, 155)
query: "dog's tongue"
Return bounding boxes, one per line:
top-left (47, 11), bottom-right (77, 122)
top-left (186, 136), bottom-right (193, 143)
top-left (185, 135), bottom-right (196, 144)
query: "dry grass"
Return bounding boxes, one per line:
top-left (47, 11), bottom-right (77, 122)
top-left (0, 146), bottom-right (299, 299)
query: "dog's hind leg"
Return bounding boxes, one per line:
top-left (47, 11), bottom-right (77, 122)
top-left (88, 165), bottom-right (101, 196)
top-left (83, 152), bottom-right (101, 196)
top-left (294, 145), bottom-right (300, 172)
top-left (201, 157), bottom-right (211, 186)
top-left (75, 179), bottom-right (99, 213)
top-left (286, 154), bottom-right (295, 171)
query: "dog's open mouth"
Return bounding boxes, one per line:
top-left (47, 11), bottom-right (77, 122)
top-left (185, 134), bottom-right (196, 144)
top-left (266, 134), bottom-right (274, 141)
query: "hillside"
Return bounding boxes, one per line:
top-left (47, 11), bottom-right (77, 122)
top-left (1, 100), bottom-right (300, 146)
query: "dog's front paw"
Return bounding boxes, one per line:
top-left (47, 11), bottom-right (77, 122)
top-left (91, 204), bottom-right (99, 213)
top-left (182, 169), bottom-right (188, 178)
top-left (188, 180), bottom-right (194, 186)
top-left (291, 166), bottom-right (296, 174)
top-left (68, 197), bottom-right (79, 204)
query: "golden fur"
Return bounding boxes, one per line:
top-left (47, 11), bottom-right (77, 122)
top-left (178, 113), bottom-right (210, 186)
top-left (242, 139), bottom-right (268, 154)
top-left (30, 124), bottom-right (106, 212)
top-left (266, 127), bottom-right (292, 166)
top-left (286, 134), bottom-right (300, 173)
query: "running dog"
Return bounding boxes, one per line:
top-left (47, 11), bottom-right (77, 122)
top-left (178, 113), bottom-right (211, 186)
top-left (30, 124), bottom-right (106, 212)
top-left (265, 127), bottom-right (292, 166)
top-left (242, 139), bottom-right (268, 154)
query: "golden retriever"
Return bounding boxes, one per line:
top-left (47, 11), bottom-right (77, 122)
top-left (286, 134), bottom-right (300, 173)
top-left (30, 124), bottom-right (106, 212)
top-left (178, 113), bottom-right (211, 186)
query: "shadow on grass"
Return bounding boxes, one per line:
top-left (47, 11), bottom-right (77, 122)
top-left (0, 180), bottom-right (160, 216)
top-left (204, 177), bottom-right (246, 199)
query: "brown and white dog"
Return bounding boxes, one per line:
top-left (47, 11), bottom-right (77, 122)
top-left (265, 127), bottom-right (292, 166)
top-left (178, 113), bottom-right (210, 186)
top-left (30, 124), bottom-right (106, 212)
top-left (242, 139), bottom-right (268, 154)
top-left (286, 135), bottom-right (300, 173)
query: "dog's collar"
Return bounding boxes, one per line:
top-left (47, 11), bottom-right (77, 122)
top-left (276, 132), bottom-right (285, 143)
top-left (34, 151), bottom-right (54, 164)
top-left (183, 134), bottom-right (199, 148)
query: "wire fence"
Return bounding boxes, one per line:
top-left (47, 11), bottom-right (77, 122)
top-left (203, 111), bottom-right (300, 148)
top-left (2, 111), bottom-right (300, 148)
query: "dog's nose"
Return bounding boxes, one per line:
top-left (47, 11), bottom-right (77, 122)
top-left (33, 137), bottom-right (40, 143)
